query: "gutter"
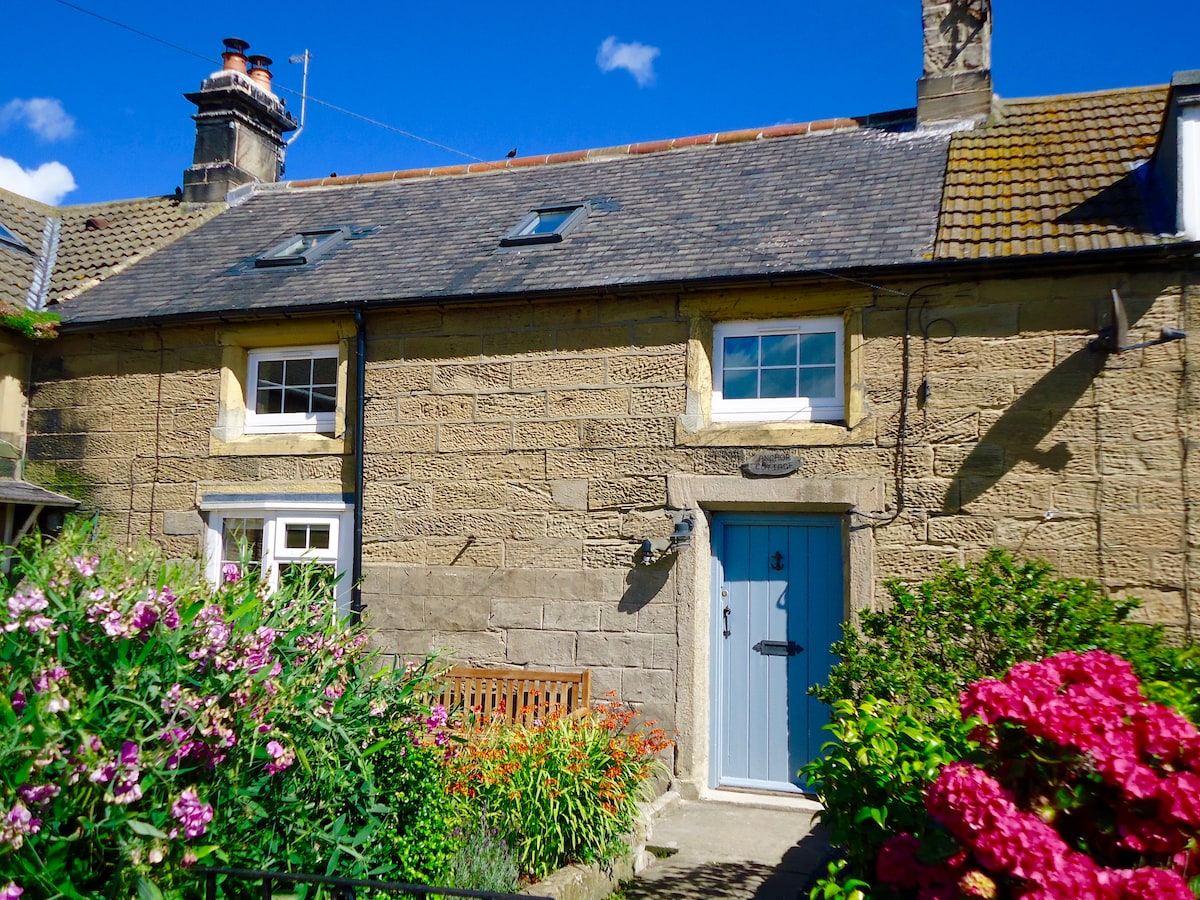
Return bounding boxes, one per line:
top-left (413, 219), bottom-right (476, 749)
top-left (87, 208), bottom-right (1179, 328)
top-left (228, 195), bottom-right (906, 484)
top-left (350, 306), bottom-right (366, 626)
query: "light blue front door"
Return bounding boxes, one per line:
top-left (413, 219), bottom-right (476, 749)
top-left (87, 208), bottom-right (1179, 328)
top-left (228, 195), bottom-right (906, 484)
top-left (712, 513), bottom-right (843, 792)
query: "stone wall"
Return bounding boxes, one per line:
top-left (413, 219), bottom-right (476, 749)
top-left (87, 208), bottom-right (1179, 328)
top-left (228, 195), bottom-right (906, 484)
top-left (22, 268), bottom-right (1198, 773)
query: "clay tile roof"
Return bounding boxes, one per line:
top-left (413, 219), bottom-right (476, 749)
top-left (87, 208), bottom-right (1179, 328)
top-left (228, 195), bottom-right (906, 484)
top-left (51, 196), bottom-right (224, 303)
top-left (0, 191), bottom-right (52, 310)
top-left (935, 85), bottom-right (1173, 260)
top-left (0, 188), bottom-right (224, 317)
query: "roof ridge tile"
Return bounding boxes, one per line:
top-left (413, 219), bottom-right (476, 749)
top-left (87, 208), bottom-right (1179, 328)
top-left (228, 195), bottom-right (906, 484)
top-left (279, 115), bottom-right (875, 191)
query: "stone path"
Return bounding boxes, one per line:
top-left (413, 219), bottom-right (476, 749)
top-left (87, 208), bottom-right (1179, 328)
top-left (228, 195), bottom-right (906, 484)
top-left (621, 796), bottom-right (831, 899)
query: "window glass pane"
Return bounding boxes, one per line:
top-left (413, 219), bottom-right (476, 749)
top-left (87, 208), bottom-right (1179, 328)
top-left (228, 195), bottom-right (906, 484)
top-left (723, 336), bottom-right (759, 369)
top-left (799, 332), bottom-right (837, 366)
top-left (522, 210), bottom-right (573, 236)
top-left (282, 386), bottom-right (310, 415)
top-left (723, 368), bottom-right (758, 400)
top-left (285, 524), bottom-right (307, 549)
top-left (257, 359), bottom-right (284, 387)
top-left (312, 357), bottom-right (337, 384)
top-left (279, 563), bottom-right (338, 599)
top-left (222, 518), bottom-right (264, 566)
top-left (760, 334), bottom-right (797, 367)
top-left (761, 368), bottom-right (798, 398)
top-left (256, 387), bottom-right (283, 415)
top-left (311, 386), bottom-right (337, 414)
top-left (800, 367), bottom-right (837, 399)
top-left (283, 359), bottom-right (312, 386)
top-left (309, 525), bottom-right (331, 549)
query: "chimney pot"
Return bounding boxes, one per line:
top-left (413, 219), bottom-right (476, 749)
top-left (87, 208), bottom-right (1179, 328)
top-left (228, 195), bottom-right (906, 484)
top-left (247, 55), bottom-right (274, 92)
top-left (221, 37), bottom-right (250, 74)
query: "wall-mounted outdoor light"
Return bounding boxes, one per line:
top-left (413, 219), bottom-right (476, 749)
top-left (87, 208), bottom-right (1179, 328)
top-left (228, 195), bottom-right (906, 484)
top-left (638, 512), bottom-right (695, 565)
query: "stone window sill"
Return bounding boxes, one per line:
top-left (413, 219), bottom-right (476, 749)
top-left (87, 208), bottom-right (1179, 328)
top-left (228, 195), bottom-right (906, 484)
top-left (209, 432), bottom-right (348, 457)
top-left (674, 416), bottom-right (870, 448)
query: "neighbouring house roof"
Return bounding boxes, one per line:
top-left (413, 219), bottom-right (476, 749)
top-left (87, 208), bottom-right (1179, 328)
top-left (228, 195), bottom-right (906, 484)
top-left (56, 115), bottom-right (953, 326)
top-left (0, 479), bottom-right (79, 507)
top-left (0, 188), bottom-right (223, 314)
top-left (936, 85), bottom-right (1174, 259)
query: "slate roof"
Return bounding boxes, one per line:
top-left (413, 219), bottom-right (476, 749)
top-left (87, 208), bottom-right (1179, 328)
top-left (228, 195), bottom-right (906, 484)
top-left (57, 120), bottom-right (951, 326)
top-left (935, 85), bottom-right (1174, 259)
top-left (0, 479), bottom-right (79, 508)
top-left (0, 188), bottom-right (222, 314)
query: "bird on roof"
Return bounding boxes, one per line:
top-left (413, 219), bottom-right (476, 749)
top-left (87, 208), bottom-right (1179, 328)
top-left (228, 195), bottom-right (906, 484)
top-left (506, 148), bottom-right (517, 159)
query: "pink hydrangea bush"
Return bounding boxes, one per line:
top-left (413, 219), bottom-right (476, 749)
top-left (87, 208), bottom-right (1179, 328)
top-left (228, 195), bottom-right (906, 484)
top-left (875, 651), bottom-right (1200, 899)
top-left (0, 521), bottom-right (444, 900)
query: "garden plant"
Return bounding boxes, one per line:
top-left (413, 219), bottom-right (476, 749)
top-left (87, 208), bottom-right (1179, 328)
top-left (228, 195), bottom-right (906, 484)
top-left (0, 519), bottom-right (454, 900)
top-left (446, 696), bottom-right (672, 879)
top-left (804, 551), bottom-right (1200, 900)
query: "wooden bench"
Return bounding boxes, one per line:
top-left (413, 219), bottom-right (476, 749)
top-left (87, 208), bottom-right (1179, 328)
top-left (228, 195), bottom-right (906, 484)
top-left (439, 666), bottom-right (591, 727)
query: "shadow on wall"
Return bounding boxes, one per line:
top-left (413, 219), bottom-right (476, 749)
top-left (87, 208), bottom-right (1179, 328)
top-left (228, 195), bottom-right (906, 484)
top-left (947, 345), bottom-right (1102, 510)
top-left (619, 563), bottom-right (672, 614)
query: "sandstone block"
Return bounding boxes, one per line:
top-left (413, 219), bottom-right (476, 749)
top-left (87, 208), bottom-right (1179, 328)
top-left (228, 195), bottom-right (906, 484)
top-left (507, 629), bottom-right (576, 666)
top-left (467, 512), bottom-right (548, 539)
top-left (620, 668), bottom-right (676, 703)
top-left (533, 299), bottom-right (599, 328)
top-left (364, 481), bottom-right (433, 511)
top-left (365, 424), bottom-right (436, 453)
top-left (513, 420), bottom-right (580, 449)
top-left (436, 630), bottom-right (508, 665)
top-left (432, 362), bottom-right (511, 393)
top-left (395, 394), bottom-right (475, 423)
top-left (546, 449), bottom-right (616, 479)
top-left (547, 388), bottom-right (631, 418)
top-left (426, 538), bottom-right (504, 567)
top-left (442, 302), bottom-right (532, 333)
top-left (363, 540), bottom-right (427, 564)
top-left (491, 598), bottom-right (544, 629)
top-left (926, 515), bottom-right (996, 546)
top-left (584, 539), bottom-right (643, 569)
top-left (512, 357), bottom-right (605, 389)
top-left (475, 392), bottom-right (548, 420)
top-left (634, 321), bottom-right (689, 349)
top-left (630, 386), bottom-right (687, 416)
top-left (582, 418), bottom-right (673, 449)
top-left (577, 632), bottom-right (656, 668)
top-left (504, 540), bottom-right (583, 569)
top-left (410, 452), bottom-right (546, 481)
top-left (482, 329), bottom-right (556, 357)
top-left (367, 364), bottom-right (434, 395)
top-left (424, 594), bottom-right (492, 631)
top-left (557, 325), bottom-right (633, 354)
top-left (607, 354), bottom-right (686, 385)
top-left (162, 510), bottom-right (203, 535)
top-left (439, 423), bottom-right (512, 453)
top-left (543, 602), bottom-right (602, 632)
top-left (433, 481), bottom-right (507, 510)
top-left (588, 477), bottom-right (665, 510)
top-left (550, 479), bottom-right (589, 510)
top-left (404, 334), bottom-right (482, 361)
top-left (597, 296), bottom-right (677, 323)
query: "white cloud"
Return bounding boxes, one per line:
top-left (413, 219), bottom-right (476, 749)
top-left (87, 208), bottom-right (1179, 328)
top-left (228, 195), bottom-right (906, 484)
top-left (597, 36), bottom-right (660, 88)
top-left (0, 157), bottom-right (77, 205)
top-left (1, 98), bottom-right (76, 142)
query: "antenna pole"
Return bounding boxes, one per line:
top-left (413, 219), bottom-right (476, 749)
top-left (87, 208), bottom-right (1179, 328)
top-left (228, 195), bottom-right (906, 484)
top-left (286, 50), bottom-right (311, 146)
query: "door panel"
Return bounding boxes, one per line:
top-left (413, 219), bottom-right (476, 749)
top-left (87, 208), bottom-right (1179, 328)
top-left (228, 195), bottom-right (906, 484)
top-left (712, 514), bottom-right (843, 792)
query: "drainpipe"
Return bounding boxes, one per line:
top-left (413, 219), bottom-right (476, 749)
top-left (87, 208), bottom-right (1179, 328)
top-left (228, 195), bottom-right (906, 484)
top-left (350, 307), bottom-right (366, 625)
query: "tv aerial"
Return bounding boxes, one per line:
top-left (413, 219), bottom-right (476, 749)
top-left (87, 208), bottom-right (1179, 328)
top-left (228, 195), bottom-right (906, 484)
top-left (1089, 290), bottom-right (1186, 353)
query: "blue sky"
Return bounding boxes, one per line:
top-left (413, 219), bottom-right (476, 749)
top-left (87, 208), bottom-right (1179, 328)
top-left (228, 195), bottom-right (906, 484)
top-left (2, 0), bottom-right (1197, 205)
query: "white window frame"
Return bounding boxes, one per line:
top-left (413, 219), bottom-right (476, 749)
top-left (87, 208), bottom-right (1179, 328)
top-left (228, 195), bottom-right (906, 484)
top-left (712, 317), bottom-right (845, 423)
top-left (244, 345), bottom-right (339, 435)
top-left (201, 497), bottom-right (353, 616)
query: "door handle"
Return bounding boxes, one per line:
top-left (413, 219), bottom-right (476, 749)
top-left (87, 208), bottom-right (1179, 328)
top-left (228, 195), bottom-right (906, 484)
top-left (752, 640), bottom-right (803, 657)
top-left (723, 605), bottom-right (731, 638)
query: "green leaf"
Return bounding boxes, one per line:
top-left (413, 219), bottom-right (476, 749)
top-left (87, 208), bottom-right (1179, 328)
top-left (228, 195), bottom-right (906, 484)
top-left (127, 820), bottom-right (169, 839)
top-left (136, 876), bottom-right (164, 900)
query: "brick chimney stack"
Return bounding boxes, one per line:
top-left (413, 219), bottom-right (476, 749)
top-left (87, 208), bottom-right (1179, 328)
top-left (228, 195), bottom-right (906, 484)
top-left (182, 38), bottom-right (296, 203)
top-left (917, 0), bottom-right (993, 127)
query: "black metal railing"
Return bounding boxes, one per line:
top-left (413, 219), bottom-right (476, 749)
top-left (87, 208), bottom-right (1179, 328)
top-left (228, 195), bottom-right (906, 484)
top-left (193, 867), bottom-right (551, 900)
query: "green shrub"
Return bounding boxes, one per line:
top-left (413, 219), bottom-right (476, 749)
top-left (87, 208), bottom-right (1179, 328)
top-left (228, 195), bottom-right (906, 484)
top-left (445, 699), bottom-right (671, 879)
top-left (815, 550), bottom-right (1172, 711)
top-left (0, 518), bottom-right (451, 900)
top-left (801, 698), bottom-right (977, 899)
top-left (805, 550), bottom-right (1199, 900)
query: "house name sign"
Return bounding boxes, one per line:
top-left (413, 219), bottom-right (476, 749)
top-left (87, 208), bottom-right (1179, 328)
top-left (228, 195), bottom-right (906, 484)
top-left (741, 452), bottom-right (801, 478)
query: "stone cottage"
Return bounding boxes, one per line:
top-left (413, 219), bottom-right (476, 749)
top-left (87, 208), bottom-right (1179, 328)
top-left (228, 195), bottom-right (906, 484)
top-left (6, 1), bottom-right (1200, 796)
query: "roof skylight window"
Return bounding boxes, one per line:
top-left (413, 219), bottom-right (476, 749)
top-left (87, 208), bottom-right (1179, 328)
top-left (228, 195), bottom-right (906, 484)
top-left (500, 204), bottom-right (587, 247)
top-left (254, 225), bottom-right (349, 268)
top-left (0, 221), bottom-right (31, 254)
